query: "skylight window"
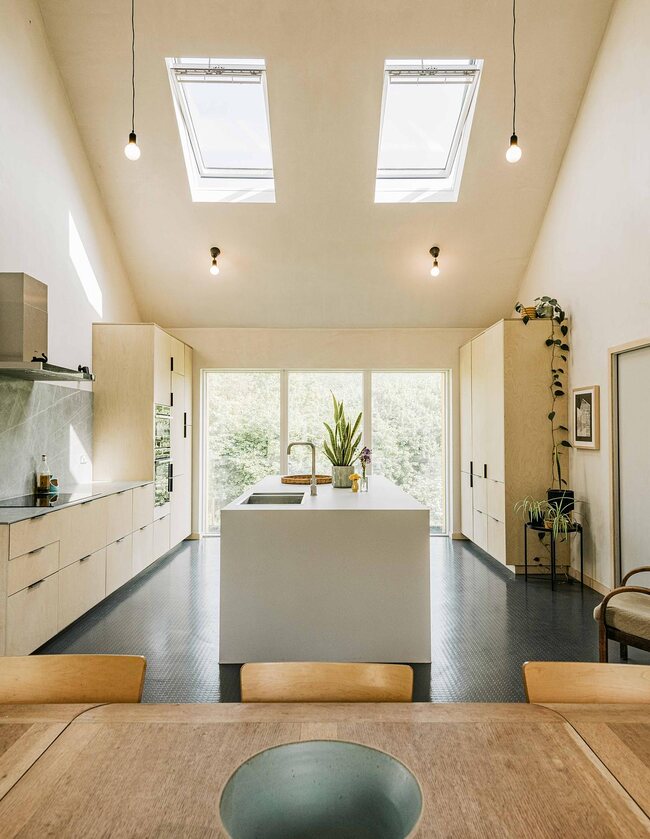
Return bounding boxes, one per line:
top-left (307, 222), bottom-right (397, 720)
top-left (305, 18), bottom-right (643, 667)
top-left (166, 58), bottom-right (275, 203)
top-left (375, 59), bottom-right (483, 203)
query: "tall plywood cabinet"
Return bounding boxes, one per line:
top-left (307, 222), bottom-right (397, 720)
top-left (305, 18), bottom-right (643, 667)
top-left (93, 324), bottom-right (193, 552)
top-left (459, 319), bottom-right (567, 571)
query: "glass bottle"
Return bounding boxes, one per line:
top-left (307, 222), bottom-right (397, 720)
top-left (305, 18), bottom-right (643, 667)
top-left (36, 454), bottom-right (51, 495)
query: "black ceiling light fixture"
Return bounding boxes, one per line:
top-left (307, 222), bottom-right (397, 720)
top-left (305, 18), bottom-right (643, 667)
top-left (210, 246), bottom-right (221, 276)
top-left (429, 246), bottom-right (440, 277)
top-left (124, 0), bottom-right (141, 161)
top-left (506, 0), bottom-right (522, 163)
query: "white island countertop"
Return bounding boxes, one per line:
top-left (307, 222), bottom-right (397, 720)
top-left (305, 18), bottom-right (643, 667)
top-left (223, 474), bottom-right (427, 512)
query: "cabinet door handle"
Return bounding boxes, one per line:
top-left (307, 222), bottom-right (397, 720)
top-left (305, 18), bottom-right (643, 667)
top-left (81, 499), bottom-right (94, 505)
top-left (470, 460), bottom-right (473, 475)
top-left (483, 464), bottom-right (488, 479)
top-left (28, 579), bottom-right (44, 589)
top-left (469, 473), bottom-right (473, 488)
top-left (170, 392), bottom-right (174, 407)
top-left (140, 525), bottom-right (148, 531)
top-left (116, 537), bottom-right (125, 543)
top-left (80, 554), bottom-right (92, 562)
top-left (28, 546), bottom-right (44, 555)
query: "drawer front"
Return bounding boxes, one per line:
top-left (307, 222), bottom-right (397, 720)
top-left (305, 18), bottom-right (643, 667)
top-left (106, 490), bottom-right (133, 544)
top-left (61, 498), bottom-right (108, 567)
top-left (153, 500), bottom-right (170, 522)
top-left (106, 535), bottom-right (133, 595)
top-left (133, 483), bottom-right (155, 531)
top-left (153, 515), bottom-right (170, 560)
top-left (487, 480), bottom-right (506, 523)
top-left (6, 574), bottom-right (58, 656)
top-left (58, 547), bottom-right (106, 631)
top-left (9, 509), bottom-right (67, 559)
top-left (472, 476), bottom-right (487, 514)
top-left (8, 541), bottom-right (59, 596)
top-left (473, 510), bottom-right (488, 552)
top-left (488, 517), bottom-right (506, 565)
top-left (170, 472), bottom-right (191, 547)
top-left (132, 523), bottom-right (154, 574)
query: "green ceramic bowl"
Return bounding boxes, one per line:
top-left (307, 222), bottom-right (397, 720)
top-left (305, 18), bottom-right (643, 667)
top-left (219, 740), bottom-right (423, 839)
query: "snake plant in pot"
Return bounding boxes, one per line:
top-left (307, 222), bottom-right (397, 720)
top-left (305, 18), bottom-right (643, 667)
top-left (323, 394), bottom-right (362, 488)
top-left (515, 295), bottom-right (574, 513)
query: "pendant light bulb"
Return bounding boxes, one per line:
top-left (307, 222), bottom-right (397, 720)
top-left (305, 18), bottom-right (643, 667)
top-left (124, 132), bottom-right (141, 161)
top-left (429, 246), bottom-right (441, 278)
top-left (506, 133), bottom-right (522, 164)
top-left (209, 246), bottom-right (221, 276)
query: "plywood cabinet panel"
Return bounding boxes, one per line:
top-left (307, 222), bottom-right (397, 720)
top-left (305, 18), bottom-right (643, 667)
top-left (153, 515), bottom-right (170, 560)
top-left (9, 509), bottom-right (68, 559)
top-left (133, 483), bottom-right (154, 531)
top-left (170, 472), bottom-right (191, 547)
top-left (473, 510), bottom-right (488, 552)
top-left (488, 517), bottom-right (506, 565)
top-left (60, 498), bottom-right (107, 567)
top-left (154, 328), bottom-right (172, 406)
top-left (8, 541), bottom-right (59, 596)
top-left (487, 480), bottom-right (505, 523)
top-left (6, 574), bottom-right (58, 656)
top-left (58, 548), bottom-right (106, 631)
top-left (170, 336), bottom-right (185, 375)
top-left (459, 342), bottom-right (472, 474)
top-left (132, 523), bottom-right (154, 574)
top-left (184, 345), bottom-right (193, 425)
top-left (472, 476), bottom-right (487, 514)
top-left (171, 372), bottom-right (185, 476)
top-left (106, 535), bottom-right (133, 595)
top-left (460, 472), bottom-right (473, 540)
top-left (106, 490), bottom-right (133, 544)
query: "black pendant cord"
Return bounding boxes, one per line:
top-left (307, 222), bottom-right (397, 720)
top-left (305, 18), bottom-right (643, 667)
top-left (131, 0), bottom-right (136, 134)
top-left (511, 0), bottom-right (517, 136)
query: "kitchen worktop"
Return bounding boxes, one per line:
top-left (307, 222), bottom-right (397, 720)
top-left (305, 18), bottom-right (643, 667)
top-left (0, 480), bottom-right (153, 525)
top-left (223, 474), bottom-right (427, 512)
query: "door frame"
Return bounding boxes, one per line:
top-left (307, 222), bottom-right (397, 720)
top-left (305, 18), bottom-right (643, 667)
top-left (609, 336), bottom-right (650, 585)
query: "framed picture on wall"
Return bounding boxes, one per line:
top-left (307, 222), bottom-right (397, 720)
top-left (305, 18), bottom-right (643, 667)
top-left (572, 385), bottom-right (600, 449)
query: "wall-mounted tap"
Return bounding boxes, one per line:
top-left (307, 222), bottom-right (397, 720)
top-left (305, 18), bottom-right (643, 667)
top-left (287, 441), bottom-right (318, 496)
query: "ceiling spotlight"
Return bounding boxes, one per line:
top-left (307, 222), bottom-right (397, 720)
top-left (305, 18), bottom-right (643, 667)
top-left (506, 0), bottom-right (522, 163)
top-left (124, 0), bottom-right (141, 161)
top-left (210, 246), bottom-right (221, 276)
top-left (429, 246), bottom-right (440, 277)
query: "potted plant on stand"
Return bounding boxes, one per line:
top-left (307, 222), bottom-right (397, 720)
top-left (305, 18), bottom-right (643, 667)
top-left (515, 295), bottom-right (574, 513)
top-left (323, 394), bottom-right (362, 488)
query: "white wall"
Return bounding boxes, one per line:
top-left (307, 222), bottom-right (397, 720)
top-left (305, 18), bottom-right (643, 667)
top-left (515, 0), bottom-right (650, 589)
top-left (168, 327), bottom-right (480, 536)
top-left (0, 0), bottom-right (139, 368)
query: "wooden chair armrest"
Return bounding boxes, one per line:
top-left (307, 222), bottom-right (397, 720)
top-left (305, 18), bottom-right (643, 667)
top-left (599, 585), bottom-right (650, 628)
top-left (622, 566), bottom-right (650, 585)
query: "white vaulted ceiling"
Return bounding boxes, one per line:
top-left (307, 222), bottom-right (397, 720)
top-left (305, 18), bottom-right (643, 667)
top-left (38, 0), bottom-right (613, 328)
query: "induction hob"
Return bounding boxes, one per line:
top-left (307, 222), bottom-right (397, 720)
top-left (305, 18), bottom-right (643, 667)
top-left (0, 492), bottom-right (91, 508)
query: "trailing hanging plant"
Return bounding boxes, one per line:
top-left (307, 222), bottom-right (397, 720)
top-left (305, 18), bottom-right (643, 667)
top-left (515, 296), bottom-right (572, 490)
top-left (323, 394), bottom-right (362, 467)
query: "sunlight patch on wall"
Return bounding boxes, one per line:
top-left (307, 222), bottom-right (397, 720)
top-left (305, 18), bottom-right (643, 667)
top-left (68, 212), bottom-right (103, 316)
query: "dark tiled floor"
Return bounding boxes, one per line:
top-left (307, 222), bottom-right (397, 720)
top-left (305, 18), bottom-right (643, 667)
top-left (38, 537), bottom-right (649, 702)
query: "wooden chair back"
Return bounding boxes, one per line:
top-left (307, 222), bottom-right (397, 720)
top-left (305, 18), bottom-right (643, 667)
top-left (522, 661), bottom-right (650, 704)
top-left (0, 655), bottom-right (147, 704)
top-left (241, 662), bottom-right (413, 703)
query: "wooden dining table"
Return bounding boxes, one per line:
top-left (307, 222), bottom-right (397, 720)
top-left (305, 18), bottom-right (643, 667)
top-left (0, 702), bottom-right (648, 837)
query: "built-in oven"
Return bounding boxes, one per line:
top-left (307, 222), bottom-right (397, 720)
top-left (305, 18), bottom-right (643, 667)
top-left (154, 404), bottom-right (171, 461)
top-left (155, 459), bottom-right (172, 507)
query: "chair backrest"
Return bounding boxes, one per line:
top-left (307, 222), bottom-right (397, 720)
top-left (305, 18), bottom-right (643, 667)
top-left (0, 655), bottom-right (147, 704)
top-left (240, 662), bottom-right (413, 703)
top-left (522, 661), bottom-right (650, 704)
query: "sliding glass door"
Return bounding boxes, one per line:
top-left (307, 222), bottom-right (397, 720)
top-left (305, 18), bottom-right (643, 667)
top-left (203, 369), bottom-right (447, 534)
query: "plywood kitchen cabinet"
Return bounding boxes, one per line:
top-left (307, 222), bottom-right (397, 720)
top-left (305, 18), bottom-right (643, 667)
top-left (0, 482), bottom-right (155, 656)
top-left (93, 323), bottom-right (193, 548)
top-left (459, 319), bottom-right (566, 571)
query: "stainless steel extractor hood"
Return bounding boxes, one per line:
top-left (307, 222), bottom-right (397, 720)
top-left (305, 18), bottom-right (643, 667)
top-left (0, 274), bottom-right (94, 382)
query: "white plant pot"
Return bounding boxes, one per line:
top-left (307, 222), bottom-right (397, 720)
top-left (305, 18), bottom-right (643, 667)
top-left (332, 465), bottom-right (353, 488)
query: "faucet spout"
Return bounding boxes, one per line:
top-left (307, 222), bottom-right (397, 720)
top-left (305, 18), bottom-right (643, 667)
top-left (287, 441), bottom-right (318, 496)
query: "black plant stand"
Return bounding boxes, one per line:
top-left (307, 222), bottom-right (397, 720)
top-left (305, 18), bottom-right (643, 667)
top-left (523, 522), bottom-right (584, 591)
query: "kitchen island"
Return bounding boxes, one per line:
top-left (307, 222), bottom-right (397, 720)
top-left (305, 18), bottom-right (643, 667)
top-left (220, 475), bottom-right (431, 663)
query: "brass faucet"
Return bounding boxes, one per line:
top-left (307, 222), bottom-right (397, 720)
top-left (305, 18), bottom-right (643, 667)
top-left (287, 442), bottom-right (318, 496)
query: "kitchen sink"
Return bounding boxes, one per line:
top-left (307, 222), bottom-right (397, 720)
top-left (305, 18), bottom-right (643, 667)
top-left (242, 492), bottom-right (304, 505)
top-left (219, 740), bottom-right (422, 839)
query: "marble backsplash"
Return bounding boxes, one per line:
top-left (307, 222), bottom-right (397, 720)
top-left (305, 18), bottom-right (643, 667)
top-left (0, 379), bottom-right (93, 499)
